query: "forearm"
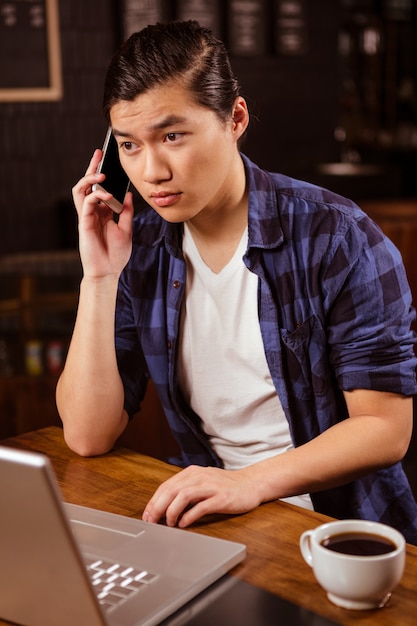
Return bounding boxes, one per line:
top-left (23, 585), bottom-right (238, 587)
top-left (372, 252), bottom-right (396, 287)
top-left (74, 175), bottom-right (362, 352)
top-left (56, 275), bottom-right (128, 456)
top-left (244, 393), bottom-right (413, 505)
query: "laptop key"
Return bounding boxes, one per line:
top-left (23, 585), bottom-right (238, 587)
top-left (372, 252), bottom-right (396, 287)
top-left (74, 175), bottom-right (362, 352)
top-left (84, 556), bottom-right (158, 610)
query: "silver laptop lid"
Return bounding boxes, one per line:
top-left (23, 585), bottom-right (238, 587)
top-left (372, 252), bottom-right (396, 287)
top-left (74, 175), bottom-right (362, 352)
top-left (0, 445), bottom-right (107, 626)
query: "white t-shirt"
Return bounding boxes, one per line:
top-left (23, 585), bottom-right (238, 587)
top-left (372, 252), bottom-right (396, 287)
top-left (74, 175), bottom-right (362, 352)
top-left (178, 224), bottom-right (313, 510)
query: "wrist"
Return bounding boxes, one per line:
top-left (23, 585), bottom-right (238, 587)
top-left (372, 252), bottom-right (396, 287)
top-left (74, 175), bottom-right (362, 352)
top-left (81, 273), bottom-right (120, 291)
top-left (78, 274), bottom-right (120, 316)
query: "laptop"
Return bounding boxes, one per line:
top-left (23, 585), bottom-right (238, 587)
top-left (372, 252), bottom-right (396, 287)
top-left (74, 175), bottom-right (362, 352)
top-left (0, 445), bottom-right (245, 626)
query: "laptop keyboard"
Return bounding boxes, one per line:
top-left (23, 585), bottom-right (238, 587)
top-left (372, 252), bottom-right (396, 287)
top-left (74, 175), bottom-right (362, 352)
top-left (84, 557), bottom-right (158, 611)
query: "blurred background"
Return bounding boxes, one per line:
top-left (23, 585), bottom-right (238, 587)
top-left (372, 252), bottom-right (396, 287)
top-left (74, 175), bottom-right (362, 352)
top-left (0, 1), bottom-right (416, 494)
top-left (1, 0), bottom-right (416, 257)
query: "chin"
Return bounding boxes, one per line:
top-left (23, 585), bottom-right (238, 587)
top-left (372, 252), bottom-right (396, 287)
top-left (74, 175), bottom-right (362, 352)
top-left (153, 206), bottom-right (198, 224)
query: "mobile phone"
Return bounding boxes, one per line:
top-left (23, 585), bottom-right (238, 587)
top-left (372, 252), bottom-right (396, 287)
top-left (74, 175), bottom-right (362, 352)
top-left (93, 127), bottom-right (130, 214)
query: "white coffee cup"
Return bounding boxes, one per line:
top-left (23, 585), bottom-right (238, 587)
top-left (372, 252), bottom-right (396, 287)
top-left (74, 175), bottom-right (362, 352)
top-left (299, 519), bottom-right (405, 610)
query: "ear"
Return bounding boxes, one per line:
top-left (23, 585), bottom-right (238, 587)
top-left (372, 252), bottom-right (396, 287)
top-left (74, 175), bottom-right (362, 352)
top-left (231, 97), bottom-right (249, 140)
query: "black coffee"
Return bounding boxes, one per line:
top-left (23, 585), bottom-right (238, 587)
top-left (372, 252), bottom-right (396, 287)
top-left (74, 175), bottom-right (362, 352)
top-left (321, 531), bottom-right (396, 556)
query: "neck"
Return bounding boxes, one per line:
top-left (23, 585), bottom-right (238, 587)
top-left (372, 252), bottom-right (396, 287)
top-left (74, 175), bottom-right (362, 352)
top-left (185, 158), bottom-right (248, 273)
top-left (187, 155), bottom-right (248, 244)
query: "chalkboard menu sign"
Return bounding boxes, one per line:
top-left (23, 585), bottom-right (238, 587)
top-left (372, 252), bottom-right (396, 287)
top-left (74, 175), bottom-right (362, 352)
top-left (0, 0), bottom-right (62, 101)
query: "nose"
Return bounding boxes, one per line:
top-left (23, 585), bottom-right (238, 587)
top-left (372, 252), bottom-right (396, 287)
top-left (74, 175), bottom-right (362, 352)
top-left (143, 148), bottom-right (171, 184)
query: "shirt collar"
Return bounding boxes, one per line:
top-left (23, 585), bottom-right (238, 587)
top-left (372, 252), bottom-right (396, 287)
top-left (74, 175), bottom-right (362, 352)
top-left (241, 153), bottom-right (284, 251)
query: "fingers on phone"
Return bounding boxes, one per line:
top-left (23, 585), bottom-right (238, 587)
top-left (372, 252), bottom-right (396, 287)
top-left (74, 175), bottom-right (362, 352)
top-left (86, 149), bottom-right (103, 175)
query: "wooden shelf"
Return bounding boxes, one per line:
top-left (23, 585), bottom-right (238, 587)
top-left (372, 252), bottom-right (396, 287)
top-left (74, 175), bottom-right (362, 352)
top-left (0, 250), bottom-right (81, 340)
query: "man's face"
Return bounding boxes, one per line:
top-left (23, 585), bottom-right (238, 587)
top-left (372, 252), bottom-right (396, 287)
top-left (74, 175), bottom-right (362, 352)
top-left (110, 81), bottom-right (245, 223)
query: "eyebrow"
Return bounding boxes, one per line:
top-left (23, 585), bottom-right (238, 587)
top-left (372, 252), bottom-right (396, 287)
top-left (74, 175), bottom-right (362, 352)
top-left (147, 114), bottom-right (187, 132)
top-left (113, 115), bottom-right (188, 138)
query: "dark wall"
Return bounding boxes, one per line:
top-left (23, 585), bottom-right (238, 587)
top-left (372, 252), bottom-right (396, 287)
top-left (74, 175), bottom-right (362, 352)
top-left (0, 1), bottom-right (119, 255)
top-left (233, 5), bottom-right (341, 176)
top-left (0, 0), bottom-right (341, 256)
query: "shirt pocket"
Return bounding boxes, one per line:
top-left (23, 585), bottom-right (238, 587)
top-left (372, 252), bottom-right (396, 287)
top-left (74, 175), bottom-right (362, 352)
top-left (280, 316), bottom-right (331, 400)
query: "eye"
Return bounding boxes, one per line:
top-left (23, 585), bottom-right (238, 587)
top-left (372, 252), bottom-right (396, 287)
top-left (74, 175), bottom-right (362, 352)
top-left (121, 141), bottom-right (134, 152)
top-left (165, 132), bottom-right (181, 143)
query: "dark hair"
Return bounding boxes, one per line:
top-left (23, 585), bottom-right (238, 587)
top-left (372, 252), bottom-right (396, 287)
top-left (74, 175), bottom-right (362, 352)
top-left (103, 20), bottom-right (242, 125)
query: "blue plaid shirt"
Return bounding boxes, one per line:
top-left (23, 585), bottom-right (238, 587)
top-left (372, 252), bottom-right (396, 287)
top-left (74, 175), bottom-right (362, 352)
top-left (115, 154), bottom-right (417, 543)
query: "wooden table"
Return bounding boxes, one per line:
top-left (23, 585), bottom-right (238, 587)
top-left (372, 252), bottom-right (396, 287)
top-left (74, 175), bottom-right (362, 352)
top-left (1, 426), bottom-right (417, 626)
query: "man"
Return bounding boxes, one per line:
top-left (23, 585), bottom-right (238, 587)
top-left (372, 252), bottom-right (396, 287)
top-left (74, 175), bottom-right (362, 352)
top-left (57, 21), bottom-right (417, 543)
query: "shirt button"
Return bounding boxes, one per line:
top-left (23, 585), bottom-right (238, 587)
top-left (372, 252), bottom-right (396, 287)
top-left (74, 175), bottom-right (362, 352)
top-left (173, 280), bottom-right (181, 289)
top-left (167, 340), bottom-right (172, 349)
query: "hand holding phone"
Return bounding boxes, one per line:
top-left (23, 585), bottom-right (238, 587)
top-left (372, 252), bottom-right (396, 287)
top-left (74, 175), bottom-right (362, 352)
top-left (92, 127), bottom-right (130, 214)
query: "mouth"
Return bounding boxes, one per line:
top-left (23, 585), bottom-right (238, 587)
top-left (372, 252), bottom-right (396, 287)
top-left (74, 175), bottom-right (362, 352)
top-left (150, 191), bottom-right (182, 208)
